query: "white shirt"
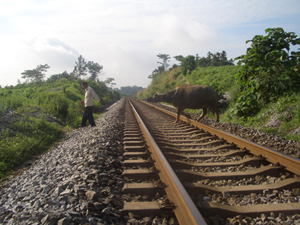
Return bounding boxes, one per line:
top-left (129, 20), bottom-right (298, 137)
top-left (85, 86), bottom-right (100, 107)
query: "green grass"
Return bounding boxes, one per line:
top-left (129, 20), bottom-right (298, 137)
top-left (0, 78), bottom-right (117, 128)
top-left (186, 66), bottom-right (238, 94)
top-left (0, 105), bottom-right (6, 117)
top-left (0, 117), bottom-right (62, 178)
top-left (221, 93), bottom-right (300, 142)
top-left (0, 77), bottom-right (121, 180)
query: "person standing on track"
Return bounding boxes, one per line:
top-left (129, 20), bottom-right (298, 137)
top-left (80, 82), bottom-right (102, 127)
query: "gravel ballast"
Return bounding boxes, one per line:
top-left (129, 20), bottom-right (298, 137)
top-left (147, 101), bottom-right (300, 158)
top-left (2, 98), bottom-right (300, 225)
top-left (0, 99), bottom-right (126, 225)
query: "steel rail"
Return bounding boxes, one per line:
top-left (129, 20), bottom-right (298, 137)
top-left (140, 100), bottom-right (300, 176)
top-left (128, 99), bottom-right (207, 225)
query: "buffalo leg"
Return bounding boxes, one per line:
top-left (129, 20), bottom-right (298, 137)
top-left (197, 108), bottom-right (207, 121)
top-left (175, 107), bottom-right (184, 123)
top-left (210, 105), bottom-right (220, 122)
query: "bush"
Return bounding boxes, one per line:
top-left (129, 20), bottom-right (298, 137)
top-left (0, 117), bottom-right (62, 178)
top-left (230, 92), bottom-right (259, 117)
top-left (234, 27), bottom-right (300, 116)
top-left (36, 92), bottom-right (70, 120)
top-left (186, 66), bottom-right (238, 94)
top-left (172, 70), bottom-right (181, 78)
top-left (181, 55), bottom-right (197, 75)
top-left (0, 92), bottom-right (29, 110)
top-left (0, 104), bottom-right (6, 118)
top-left (66, 101), bottom-right (83, 126)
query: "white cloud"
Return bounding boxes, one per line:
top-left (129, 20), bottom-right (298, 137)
top-left (23, 37), bottom-right (79, 75)
top-left (0, 0), bottom-right (300, 88)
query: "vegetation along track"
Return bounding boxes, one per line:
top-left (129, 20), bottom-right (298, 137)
top-left (122, 97), bottom-right (300, 225)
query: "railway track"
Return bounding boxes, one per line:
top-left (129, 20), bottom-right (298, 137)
top-left (122, 97), bottom-right (300, 224)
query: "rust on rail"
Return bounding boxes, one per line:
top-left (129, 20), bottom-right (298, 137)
top-left (129, 100), bottom-right (207, 225)
top-left (140, 100), bottom-right (300, 176)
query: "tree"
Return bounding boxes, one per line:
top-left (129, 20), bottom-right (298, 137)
top-left (105, 77), bottom-right (116, 88)
top-left (118, 86), bottom-right (144, 96)
top-left (195, 51), bottom-right (234, 67)
top-left (148, 66), bottom-right (165, 80)
top-left (220, 51), bottom-right (228, 65)
top-left (233, 27), bottom-right (300, 116)
top-left (170, 64), bottom-right (178, 70)
top-left (21, 64), bottom-right (50, 83)
top-left (72, 55), bottom-right (87, 78)
top-left (207, 52), bottom-right (212, 66)
top-left (173, 55), bottom-right (184, 65)
top-left (148, 69), bottom-right (158, 80)
top-left (87, 61), bottom-right (103, 81)
top-left (211, 52), bottom-right (219, 66)
top-left (47, 71), bottom-right (71, 83)
top-left (157, 53), bottom-right (170, 71)
top-left (181, 55), bottom-right (196, 75)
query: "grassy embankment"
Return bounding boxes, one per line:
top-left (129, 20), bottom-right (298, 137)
top-left (136, 66), bottom-right (300, 143)
top-left (0, 78), bottom-right (120, 179)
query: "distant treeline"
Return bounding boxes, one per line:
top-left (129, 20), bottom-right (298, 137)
top-left (149, 51), bottom-right (234, 79)
top-left (112, 86), bottom-right (144, 96)
top-left (195, 51), bottom-right (234, 67)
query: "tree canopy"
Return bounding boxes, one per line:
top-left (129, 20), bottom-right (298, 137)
top-left (105, 77), bottom-right (116, 88)
top-left (20, 55), bottom-right (104, 85)
top-left (71, 56), bottom-right (103, 81)
top-left (157, 53), bottom-right (170, 71)
top-left (196, 51), bottom-right (234, 67)
top-left (87, 61), bottom-right (103, 81)
top-left (181, 55), bottom-right (197, 75)
top-left (71, 55), bottom-right (87, 78)
top-left (21, 64), bottom-right (50, 83)
top-left (233, 27), bottom-right (300, 116)
top-left (148, 51), bottom-right (234, 80)
top-left (173, 55), bottom-right (184, 64)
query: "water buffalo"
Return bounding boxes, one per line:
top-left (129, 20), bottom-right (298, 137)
top-left (148, 85), bottom-right (219, 123)
top-left (145, 96), bottom-right (153, 101)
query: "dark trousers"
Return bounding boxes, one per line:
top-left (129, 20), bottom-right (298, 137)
top-left (81, 106), bottom-right (96, 126)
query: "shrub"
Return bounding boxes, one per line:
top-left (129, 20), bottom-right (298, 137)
top-left (0, 104), bottom-right (6, 118)
top-left (181, 55), bottom-right (197, 75)
top-left (0, 93), bottom-right (28, 110)
top-left (234, 27), bottom-right (300, 116)
top-left (172, 70), bottom-right (181, 78)
top-left (0, 117), bottom-right (62, 178)
top-left (36, 92), bottom-right (70, 120)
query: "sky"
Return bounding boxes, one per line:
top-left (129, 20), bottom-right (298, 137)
top-left (1, 0), bottom-right (300, 88)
